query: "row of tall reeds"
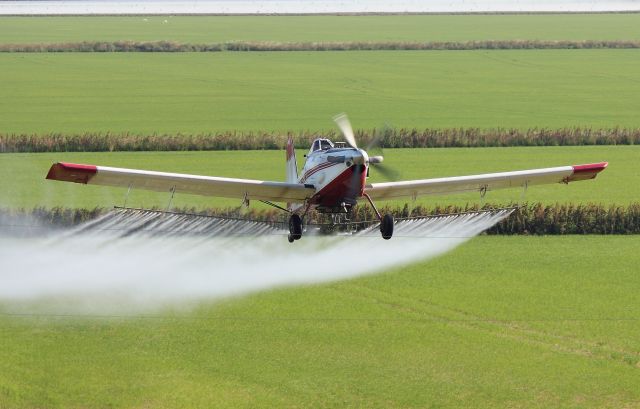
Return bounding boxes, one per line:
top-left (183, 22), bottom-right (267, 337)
top-left (2, 127), bottom-right (638, 153)
top-left (4, 203), bottom-right (640, 235)
top-left (2, 39), bottom-right (640, 53)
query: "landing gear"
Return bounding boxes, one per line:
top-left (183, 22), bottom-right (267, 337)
top-left (288, 214), bottom-right (303, 243)
top-left (363, 193), bottom-right (394, 240)
top-left (380, 213), bottom-right (394, 240)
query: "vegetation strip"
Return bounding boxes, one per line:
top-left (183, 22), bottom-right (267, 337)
top-left (4, 203), bottom-right (640, 235)
top-left (2, 128), bottom-right (638, 152)
top-left (3, 39), bottom-right (640, 52)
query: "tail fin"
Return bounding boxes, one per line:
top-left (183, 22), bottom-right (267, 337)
top-left (286, 136), bottom-right (298, 183)
top-left (286, 136), bottom-right (302, 212)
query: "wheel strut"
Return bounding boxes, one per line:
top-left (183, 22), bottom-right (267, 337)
top-left (363, 193), bottom-right (394, 240)
top-left (363, 193), bottom-right (382, 222)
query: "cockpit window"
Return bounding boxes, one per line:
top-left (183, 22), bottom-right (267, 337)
top-left (320, 140), bottom-right (333, 150)
top-left (309, 138), bottom-right (334, 154)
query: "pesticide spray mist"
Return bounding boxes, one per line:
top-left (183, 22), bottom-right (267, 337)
top-left (0, 208), bottom-right (512, 313)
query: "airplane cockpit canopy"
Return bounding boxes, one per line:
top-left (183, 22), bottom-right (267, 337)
top-left (309, 138), bottom-right (334, 154)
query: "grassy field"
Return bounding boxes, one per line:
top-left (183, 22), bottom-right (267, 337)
top-left (1, 13), bottom-right (638, 409)
top-left (2, 50), bottom-right (640, 133)
top-left (1, 235), bottom-right (639, 408)
top-left (1, 14), bottom-right (640, 44)
top-left (0, 146), bottom-right (628, 210)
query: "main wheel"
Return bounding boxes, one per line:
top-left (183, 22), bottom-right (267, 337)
top-left (380, 214), bottom-right (394, 240)
top-left (288, 214), bottom-right (303, 241)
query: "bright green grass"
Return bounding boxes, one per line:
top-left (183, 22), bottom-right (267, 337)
top-left (1, 236), bottom-right (639, 408)
top-left (0, 146), bottom-right (628, 210)
top-left (1, 50), bottom-right (640, 133)
top-left (1, 14), bottom-right (640, 44)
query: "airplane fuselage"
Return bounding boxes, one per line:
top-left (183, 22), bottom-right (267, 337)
top-left (299, 146), bottom-right (368, 211)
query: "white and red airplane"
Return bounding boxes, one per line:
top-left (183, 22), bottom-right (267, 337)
top-left (46, 114), bottom-right (607, 242)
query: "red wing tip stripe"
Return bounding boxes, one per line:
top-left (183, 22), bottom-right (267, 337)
top-left (572, 162), bottom-right (608, 173)
top-left (46, 162), bottom-right (98, 184)
top-left (567, 162), bottom-right (608, 182)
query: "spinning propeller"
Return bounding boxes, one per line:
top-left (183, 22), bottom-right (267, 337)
top-left (333, 113), bottom-right (398, 181)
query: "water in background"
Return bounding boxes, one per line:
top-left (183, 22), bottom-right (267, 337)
top-left (2, 0), bottom-right (639, 15)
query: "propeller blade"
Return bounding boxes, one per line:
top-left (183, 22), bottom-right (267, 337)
top-left (366, 123), bottom-right (398, 180)
top-left (366, 123), bottom-right (392, 152)
top-left (333, 113), bottom-right (358, 149)
top-left (371, 163), bottom-right (400, 181)
top-left (365, 130), bottom-right (382, 152)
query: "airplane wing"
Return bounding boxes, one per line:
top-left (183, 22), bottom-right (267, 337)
top-left (46, 162), bottom-right (316, 203)
top-left (364, 162), bottom-right (608, 200)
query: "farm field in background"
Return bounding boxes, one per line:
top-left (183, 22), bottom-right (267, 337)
top-left (0, 146), bottom-right (625, 209)
top-left (1, 236), bottom-right (639, 408)
top-left (2, 13), bottom-right (640, 408)
top-left (2, 50), bottom-right (640, 133)
top-left (1, 14), bottom-right (640, 44)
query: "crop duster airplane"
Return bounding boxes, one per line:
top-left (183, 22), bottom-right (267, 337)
top-left (46, 114), bottom-right (607, 242)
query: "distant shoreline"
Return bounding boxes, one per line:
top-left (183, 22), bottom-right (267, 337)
top-left (2, 0), bottom-right (640, 16)
top-left (3, 11), bottom-right (640, 17)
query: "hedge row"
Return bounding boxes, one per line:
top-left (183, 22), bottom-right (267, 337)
top-left (319, 202), bottom-right (640, 234)
top-left (2, 40), bottom-right (640, 53)
top-left (3, 203), bottom-right (640, 235)
top-left (2, 127), bottom-right (639, 153)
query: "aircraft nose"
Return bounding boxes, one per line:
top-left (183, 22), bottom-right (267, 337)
top-left (351, 149), bottom-right (369, 165)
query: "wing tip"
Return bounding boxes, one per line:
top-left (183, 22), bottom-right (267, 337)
top-left (568, 162), bottom-right (608, 182)
top-left (46, 162), bottom-right (98, 184)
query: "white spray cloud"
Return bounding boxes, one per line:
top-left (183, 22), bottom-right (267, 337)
top-left (0, 209), bottom-right (511, 313)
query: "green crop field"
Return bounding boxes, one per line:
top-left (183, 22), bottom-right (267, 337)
top-left (0, 146), bottom-right (627, 210)
top-left (1, 13), bottom-right (639, 409)
top-left (1, 50), bottom-right (640, 133)
top-left (1, 14), bottom-right (640, 44)
top-left (1, 236), bottom-right (639, 408)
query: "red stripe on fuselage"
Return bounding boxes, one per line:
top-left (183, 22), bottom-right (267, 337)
top-left (300, 162), bottom-right (339, 183)
top-left (301, 162), bottom-right (331, 180)
top-left (46, 162), bottom-right (98, 184)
